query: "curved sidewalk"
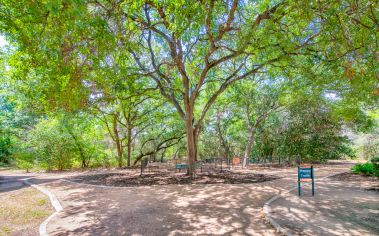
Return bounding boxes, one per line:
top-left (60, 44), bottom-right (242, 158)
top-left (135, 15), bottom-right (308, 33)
top-left (23, 177), bottom-right (63, 236)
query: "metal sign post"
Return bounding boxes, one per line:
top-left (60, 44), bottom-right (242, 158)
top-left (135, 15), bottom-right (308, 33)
top-left (298, 165), bottom-right (314, 196)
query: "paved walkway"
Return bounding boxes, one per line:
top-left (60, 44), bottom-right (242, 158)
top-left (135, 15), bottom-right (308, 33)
top-left (1, 163), bottom-right (354, 235)
top-left (0, 172), bottom-right (34, 192)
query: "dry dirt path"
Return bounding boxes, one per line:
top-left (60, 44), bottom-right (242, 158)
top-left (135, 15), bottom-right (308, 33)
top-left (1, 163), bottom-right (353, 236)
top-left (19, 163), bottom-right (351, 236)
top-left (269, 172), bottom-right (379, 236)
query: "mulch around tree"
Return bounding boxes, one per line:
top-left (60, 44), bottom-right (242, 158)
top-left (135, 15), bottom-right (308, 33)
top-left (68, 171), bottom-right (280, 187)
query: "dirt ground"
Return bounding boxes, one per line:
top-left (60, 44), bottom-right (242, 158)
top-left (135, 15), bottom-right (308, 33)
top-left (269, 172), bottom-right (379, 236)
top-left (0, 162), bottom-right (362, 236)
top-left (42, 163), bottom-right (353, 235)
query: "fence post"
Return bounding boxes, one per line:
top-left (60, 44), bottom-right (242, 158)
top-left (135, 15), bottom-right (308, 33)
top-left (311, 165), bottom-right (315, 196)
top-left (298, 165), bottom-right (301, 196)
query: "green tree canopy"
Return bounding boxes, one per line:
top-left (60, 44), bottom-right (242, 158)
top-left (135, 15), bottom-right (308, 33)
top-left (0, 0), bottom-right (377, 173)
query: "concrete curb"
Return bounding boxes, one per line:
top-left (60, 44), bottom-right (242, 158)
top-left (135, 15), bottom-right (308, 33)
top-left (23, 178), bottom-right (63, 236)
top-left (262, 171), bottom-right (348, 236)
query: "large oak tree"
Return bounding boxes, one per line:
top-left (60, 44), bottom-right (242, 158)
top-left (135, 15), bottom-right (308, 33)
top-left (1, 0), bottom-right (377, 175)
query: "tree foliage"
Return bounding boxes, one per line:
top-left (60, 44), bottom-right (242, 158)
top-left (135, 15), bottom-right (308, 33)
top-left (0, 0), bottom-right (377, 172)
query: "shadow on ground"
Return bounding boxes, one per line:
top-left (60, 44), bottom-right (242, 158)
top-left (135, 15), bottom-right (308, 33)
top-left (44, 179), bottom-right (290, 236)
top-left (270, 176), bottom-right (379, 236)
top-left (7, 162), bottom-right (353, 236)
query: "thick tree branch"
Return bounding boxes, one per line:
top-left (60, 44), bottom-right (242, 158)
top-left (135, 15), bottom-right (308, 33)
top-left (130, 50), bottom-right (186, 119)
top-left (133, 134), bottom-right (184, 165)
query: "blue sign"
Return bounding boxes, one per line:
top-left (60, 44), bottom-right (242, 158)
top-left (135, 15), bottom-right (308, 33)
top-left (298, 165), bottom-right (315, 196)
top-left (299, 168), bottom-right (312, 179)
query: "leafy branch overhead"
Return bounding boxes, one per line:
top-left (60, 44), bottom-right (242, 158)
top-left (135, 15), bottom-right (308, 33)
top-left (0, 0), bottom-right (377, 173)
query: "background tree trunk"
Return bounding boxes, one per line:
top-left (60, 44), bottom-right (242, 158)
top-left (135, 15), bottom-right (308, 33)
top-left (243, 128), bottom-right (255, 167)
top-left (127, 126), bottom-right (132, 167)
top-left (113, 113), bottom-right (123, 167)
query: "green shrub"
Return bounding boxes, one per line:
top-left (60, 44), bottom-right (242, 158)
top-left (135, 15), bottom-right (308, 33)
top-left (0, 162), bottom-right (9, 168)
top-left (0, 135), bottom-right (12, 164)
top-left (352, 163), bottom-right (373, 175)
top-left (14, 151), bottom-right (34, 172)
top-left (352, 162), bottom-right (379, 177)
top-left (370, 156), bottom-right (379, 170)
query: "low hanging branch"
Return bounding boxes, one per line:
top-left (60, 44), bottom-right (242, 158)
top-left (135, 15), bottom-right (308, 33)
top-left (133, 134), bottom-right (185, 165)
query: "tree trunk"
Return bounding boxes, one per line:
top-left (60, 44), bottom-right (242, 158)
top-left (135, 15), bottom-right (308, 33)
top-left (127, 126), bottom-right (132, 167)
top-left (243, 128), bottom-right (255, 168)
top-left (216, 115), bottom-right (230, 159)
top-left (193, 128), bottom-right (199, 162)
top-left (75, 140), bottom-right (87, 168)
top-left (58, 150), bottom-right (64, 171)
top-left (113, 114), bottom-right (123, 167)
top-left (185, 117), bottom-right (196, 177)
top-left (160, 148), bottom-right (166, 162)
top-left (64, 123), bottom-right (88, 168)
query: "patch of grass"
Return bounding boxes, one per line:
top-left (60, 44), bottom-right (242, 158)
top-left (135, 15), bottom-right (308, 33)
top-left (0, 225), bottom-right (11, 235)
top-left (0, 187), bottom-right (52, 235)
top-left (25, 209), bottom-right (50, 219)
top-left (0, 203), bottom-right (49, 225)
top-left (36, 198), bottom-right (47, 206)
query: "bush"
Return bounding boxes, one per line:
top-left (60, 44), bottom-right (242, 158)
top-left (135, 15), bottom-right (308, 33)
top-left (14, 151), bottom-right (34, 172)
top-left (0, 162), bottom-right (9, 168)
top-left (352, 162), bottom-right (379, 177)
top-left (352, 163), bottom-right (373, 175)
top-left (370, 156), bottom-right (379, 170)
top-left (0, 135), bottom-right (12, 164)
top-left (27, 119), bottom-right (75, 171)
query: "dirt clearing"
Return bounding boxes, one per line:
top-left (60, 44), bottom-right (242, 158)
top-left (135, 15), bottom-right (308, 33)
top-left (269, 171), bottom-right (379, 236)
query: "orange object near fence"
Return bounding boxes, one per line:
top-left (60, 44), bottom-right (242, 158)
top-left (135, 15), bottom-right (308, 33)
top-left (232, 157), bottom-right (240, 165)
